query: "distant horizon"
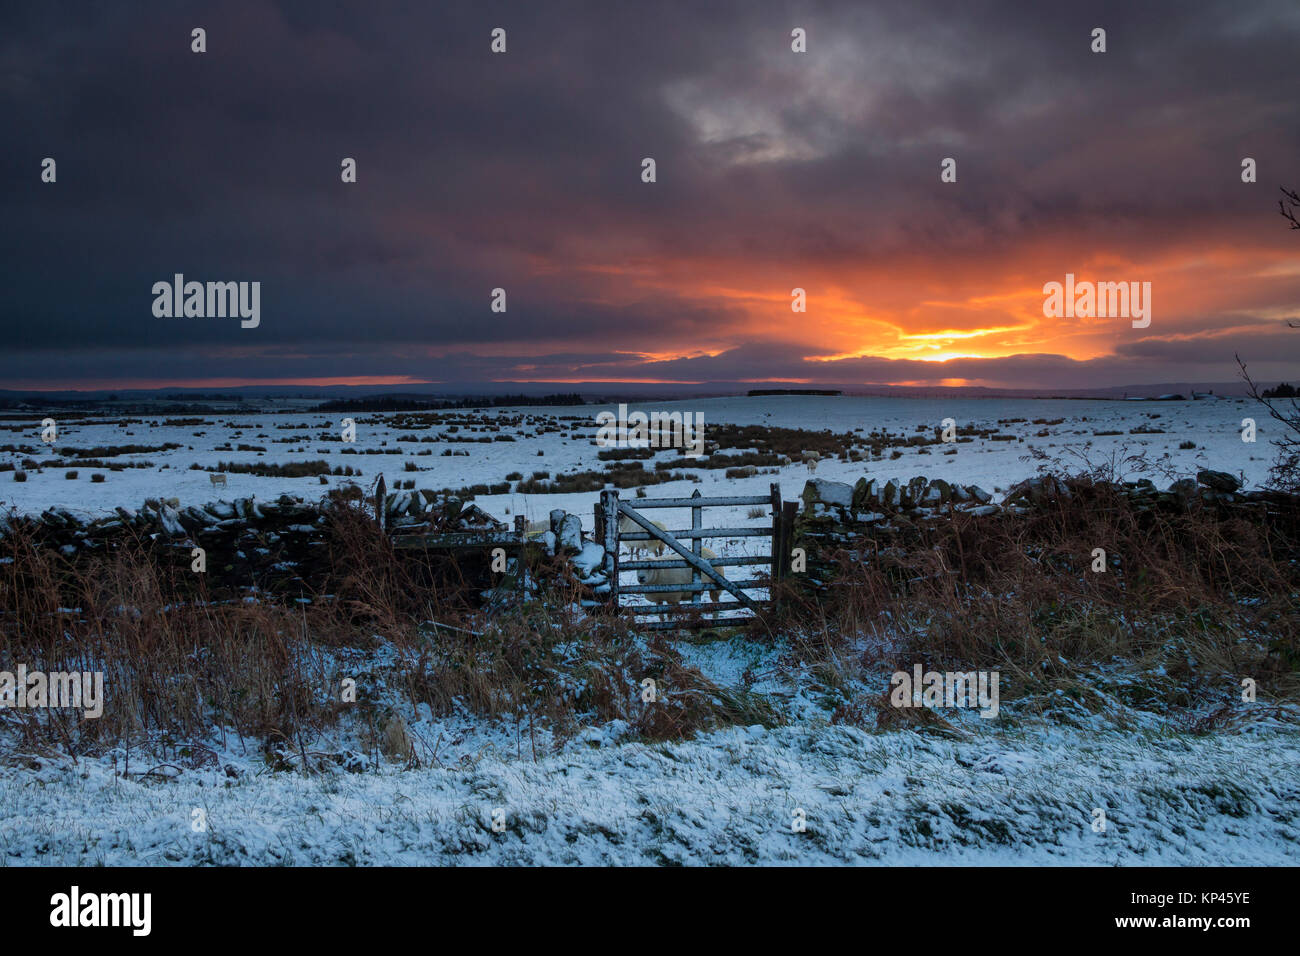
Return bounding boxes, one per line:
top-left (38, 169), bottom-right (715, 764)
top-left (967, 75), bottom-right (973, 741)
top-left (0, 377), bottom-right (1262, 404)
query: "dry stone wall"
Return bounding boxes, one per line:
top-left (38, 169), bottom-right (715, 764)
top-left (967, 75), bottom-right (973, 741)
top-left (794, 469), bottom-right (1286, 576)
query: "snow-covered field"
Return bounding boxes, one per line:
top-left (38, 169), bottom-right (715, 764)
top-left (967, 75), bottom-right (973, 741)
top-left (0, 395), bottom-right (1269, 594)
top-left (0, 395), bottom-right (1270, 523)
top-left (2, 630), bottom-right (1295, 865)
top-left (2, 395), bottom-right (1293, 866)
top-left (4, 719), bottom-right (1296, 865)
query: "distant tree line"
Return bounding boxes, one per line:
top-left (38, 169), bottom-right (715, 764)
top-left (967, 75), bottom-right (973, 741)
top-left (313, 392), bottom-right (587, 412)
top-left (0, 398), bottom-right (225, 415)
top-left (747, 388), bottom-right (843, 396)
top-left (1262, 383), bottom-right (1299, 399)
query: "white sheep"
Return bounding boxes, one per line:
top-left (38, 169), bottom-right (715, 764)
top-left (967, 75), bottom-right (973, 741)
top-left (635, 547), bottom-right (727, 609)
top-left (803, 451), bottom-right (819, 474)
top-left (619, 514), bottom-right (667, 557)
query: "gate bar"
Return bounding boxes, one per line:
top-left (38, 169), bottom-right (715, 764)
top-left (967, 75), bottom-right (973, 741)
top-left (620, 527), bottom-right (771, 540)
top-left (632, 600), bottom-right (766, 615)
top-left (621, 555), bottom-right (769, 570)
top-left (616, 502), bottom-right (760, 611)
top-left (627, 495), bottom-right (772, 508)
top-left (622, 579), bottom-right (769, 595)
top-left (640, 616), bottom-right (755, 631)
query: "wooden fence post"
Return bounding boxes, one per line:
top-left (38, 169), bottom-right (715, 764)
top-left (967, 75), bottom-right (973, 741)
top-left (601, 490), bottom-right (620, 608)
top-left (691, 488), bottom-right (703, 606)
top-left (514, 515), bottom-right (526, 592)
top-left (769, 483), bottom-right (783, 592)
top-left (780, 501), bottom-right (797, 583)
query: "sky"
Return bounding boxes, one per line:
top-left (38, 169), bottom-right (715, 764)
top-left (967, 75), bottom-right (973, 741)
top-left (2, 0), bottom-right (1299, 393)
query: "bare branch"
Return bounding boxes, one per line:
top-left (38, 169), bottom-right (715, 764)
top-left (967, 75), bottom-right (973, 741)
top-left (1282, 186), bottom-right (1300, 230)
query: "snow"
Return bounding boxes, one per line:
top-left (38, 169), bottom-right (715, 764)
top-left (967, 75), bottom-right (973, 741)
top-left (0, 395), bottom-right (1290, 865)
top-left (3, 395), bottom-right (1267, 615)
top-left (0, 396), bottom-right (1268, 523)
top-left (571, 540), bottom-right (606, 577)
top-left (2, 720), bottom-right (1295, 865)
top-left (806, 478), bottom-right (854, 508)
top-left (2, 624), bottom-right (1294, 865)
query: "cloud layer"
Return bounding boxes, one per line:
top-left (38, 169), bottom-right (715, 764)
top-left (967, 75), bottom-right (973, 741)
top-left (2, 0), bottom-right (1299, 391)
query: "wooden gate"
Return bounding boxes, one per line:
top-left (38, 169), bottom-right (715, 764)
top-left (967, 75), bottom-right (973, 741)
top-left (595, 483), bottom-right (798, 631)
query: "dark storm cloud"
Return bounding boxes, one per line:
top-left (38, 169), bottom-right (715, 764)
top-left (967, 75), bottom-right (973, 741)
top-left (1, 0), bottom-right (1298, 388)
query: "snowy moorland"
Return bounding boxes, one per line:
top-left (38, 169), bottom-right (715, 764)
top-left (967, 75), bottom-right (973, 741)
top-left (1, 395), bottom-right (1296, 865)
top-left (0, 394), bottom-right (1271, 521)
